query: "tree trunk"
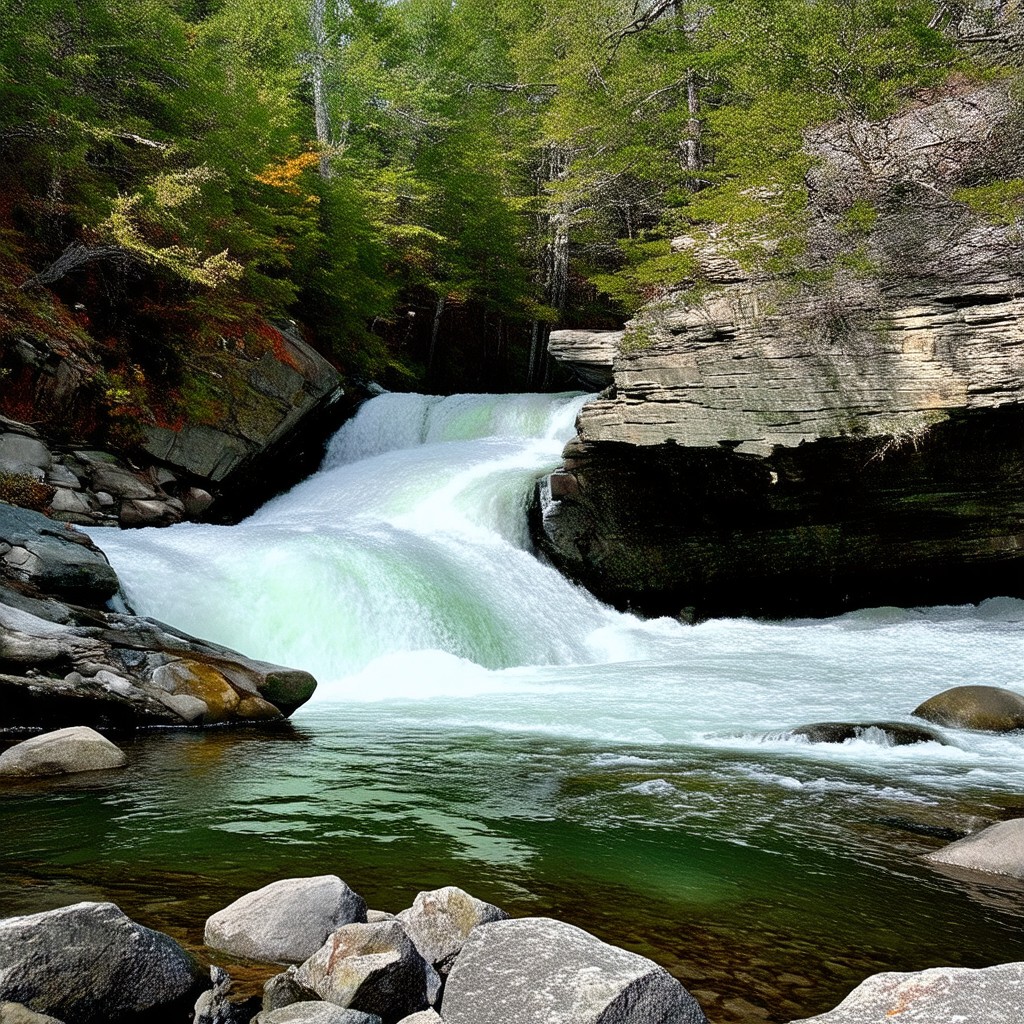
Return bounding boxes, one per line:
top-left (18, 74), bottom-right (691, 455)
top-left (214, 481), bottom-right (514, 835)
top-left (309, 0), bottom-right (333, 178)
top-left (427, 293), bottom-right (447, 377)
top-left (20, 242), bottom-right (132, 291)
top-left (684, 69), bottom-right (701, 174)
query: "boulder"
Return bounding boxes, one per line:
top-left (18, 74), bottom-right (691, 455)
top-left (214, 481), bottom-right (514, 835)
top-left (193, 967), bottom-right (260, 1024)
top-left (790, 722), bottom-right (945, 746)
top-left (263, 967), bottom-right (320, 1013)
top-left (395, 886), bottom-right (508, 977)
top-left (922, 819), bottom-right (1024, 879)
top-left (0, 1004), bottom-right (65, 1024)
top-left (205, 876), bottom-right (368, 964)
top-left (913, 686), bottom-right (1024, 732)
top-left (366, 911), bottom-right (395, 924)
top-left (119, 499), bottom-right (183, 529)
top-left (0, 435), bottom-right (51, 475)
top-left (790, 961), bottom-right (1024, 1023)
top-left (0, 504), bottom-right (118, 603)
top-left (394, 1013), bottom-right (441, 1024)
top-left (0, 727), bottom-right (127, 778)
top-left (442, 917), bottom-right (708, 1024)
top-left (255, 1007), bottom-right (382, 1024)
top-left (0, 901), bottom-right (205, 1024)
top-left (294, 921), bottom-right (429, 1024)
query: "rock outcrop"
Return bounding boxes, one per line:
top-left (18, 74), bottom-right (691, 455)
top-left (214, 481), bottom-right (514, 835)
top-left (0, 503), bottom-right (316, 730)
top-left (537, 84), bottom-right (1024, 618)
top-left (922, 819), bottom-right (1024, 879)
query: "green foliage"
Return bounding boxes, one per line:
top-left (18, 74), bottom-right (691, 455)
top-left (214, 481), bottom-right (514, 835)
top-left (954, 178), bottom-right (1024, 223)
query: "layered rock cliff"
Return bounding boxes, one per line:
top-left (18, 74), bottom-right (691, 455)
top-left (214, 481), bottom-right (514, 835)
top-left (537, 83), bottom-right (1024, 618)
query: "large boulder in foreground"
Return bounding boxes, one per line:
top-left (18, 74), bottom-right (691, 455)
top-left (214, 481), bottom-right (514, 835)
top-left (255, 1006), bottom-right (382, 1024)
top-left (206, 876), bottom-right (368, 964)
top-left (294, 921), bottom-right (429, 1024)
top-left (922, 819), bottom-right (1024, 879)
top-left (791, 962), bottom-right (1024, 1022)
top-left (913, 686), bottom-right (1024, 732)
top-left (0, 727), bottom-right (126, 778)
top-left (395, 886), bottom-right (508, 977)
top-left (0, 902), bottom-right (204, 1024)
top-left (442, 917), bottom-right (708, 1024)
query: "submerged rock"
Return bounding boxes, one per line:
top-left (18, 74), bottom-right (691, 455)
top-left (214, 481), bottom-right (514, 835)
top-left (0, 901), bottom-right (204, 1024)
top-left (442, 917), bottom-right (708, 1024)
top-left (294, 921), bottom-right (429, 1024)
top-left (790, 722), bottom-right (945, 746)
top-left (790, 961), bottom-right (1024, 1022)
top-left (0, 726), bottom-right (126, 778)
top-left (395, 886), bottom-right (509, 977)
top-left (913, 686), bottom-right (1024, 732)
top-left (206, 876), bottom-right (368, 965)
top-left (922, 819), bottom-right (1024, 880)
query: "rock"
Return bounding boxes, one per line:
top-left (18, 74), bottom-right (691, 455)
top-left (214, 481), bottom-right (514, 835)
top-left (193, 967), bottom-right (260, 1024)
top-left (366, 911), bottom-right (395, 923)
top-left (44, 465), bottom-right (81, 490)
top-left (922, 819), bottom-right (1024, 879)
top-left (205, 876), bottom-right (368, 964)
top-left (790, 961), bottom-right (1024, 1023)
top-left (789, 721), bottom-right (945, 746)
top-left (395, 886), bottom-right (508, 977)
top-left (119, 498), bottom-right (183, 529)
top-left (263, 967), bottom-right (320, 1013)
top-left (0, 435), bottom-right (51, 475)
top-left (546, 330), bottom-right (621, 389)
top-left (0, 1004), bottom-right (65, 1024)
top-left (294, 921), bottom-right (429, 1024)
top-left (0, 726), bottom-right (127, 778)
top-left (0, 901), bottom-right (205, 1024)
top-left (913, 686), bottom-right (1024, 732)
top-left (48, 488), bottom-right (92, 517)
top-left (183, 486), bottom-right (215, 519)
top-left (0, 504), bottom-right (118, 603)
top-left (537, 83), bottom-right (1024, 619)
top-left (442, 917), bottom-right (708, 1024)
top-left (394, 1013), bottom-right (441, 1024)
top-left (255, 1006), bottom-right (383, 1024)
top-left (88, 464), bottom-right (156, 501)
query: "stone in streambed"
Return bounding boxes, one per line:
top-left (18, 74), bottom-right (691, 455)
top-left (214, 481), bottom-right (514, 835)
top-left (922, 819), bottom-right (1024, 880)
top-left (205, 876), bottom-right (367, 964)
top-left (0, 727), bottom-right (126, 778)
top-left (913, 685), bottom-right (1024, 732)
top-left (0, 901), bottom-right (204, 1024)
top-left (0, 1005), bottom-right (65, 1024)
top-left (395, 886), bottom-right (508, 977)
top-left (255, 1006), bottom-right (382, 1024)
top-left (789, 961), bottom-right (1024, 1022)
top-left (294, 921), bottom-right (429, 1024)
top-left (442, 917), bottom-right (708, 1024)
top-left (790, 721), bottom-right (945, 746)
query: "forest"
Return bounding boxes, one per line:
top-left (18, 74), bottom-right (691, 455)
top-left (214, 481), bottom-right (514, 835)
top-left (0, 0), bottom-right (1016, 407)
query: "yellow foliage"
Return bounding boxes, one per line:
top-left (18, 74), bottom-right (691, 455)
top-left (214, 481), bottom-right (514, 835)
top-left (254, 151), bottom-right (321, 196)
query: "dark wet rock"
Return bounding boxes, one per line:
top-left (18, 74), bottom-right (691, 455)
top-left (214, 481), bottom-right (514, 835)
top-left (442, 917), bottom-right (708, 1024)
top-left (0, 901), bottom-right (205, 1024)
top-left (294, 921), bottom-right (429, 1024)
top-left (206, 876), bottom-right (368, 965)
top-left (0, 726), bottom-right (126, 778)
top-left (255, 1006), bottom-right (382, 1024)
top-left (193, 967), bottom-right (261, 1024)
top-left (913, 685), bottom-right (1024, 732)
top-left (790, 721), bottom-right (945, 746)
top-left (874, 817), bottom-right (966, 842)
top-left (922, 819), bottom-right (1024, 880)
top-left (263, 967), bottom-right (320, 1013)
top-left (0, 504), bottom-right (118, 603)
top-left (0, 1004), bottom-right (65, 1024)
top-left (790, 961), bottom-right (1024, 1022)
top-left (395, 886), bottom-right (508, 978)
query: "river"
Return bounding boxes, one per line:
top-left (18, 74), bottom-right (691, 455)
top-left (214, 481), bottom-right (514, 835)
top-left (3, 391), bottom-right (1024, 1023)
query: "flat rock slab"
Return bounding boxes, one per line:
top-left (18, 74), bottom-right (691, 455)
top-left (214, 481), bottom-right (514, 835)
top-left (922, 819), bottom-right (1024, 879)
top-left (791, 962), bottom-right (1024, 1022)
top-left (913, 686), bottom-right (1024, 732)
top-left (206, 876), bottom-right (367, 964)
top-left (255, 1006), bottom-right (382, 1024)
top-left (0, 901), bottom-right (204, 1024)
top-left (442, 917), bottom-right (708, 1024)
top-left (395, 886), bottom-right (508, 976)
top-left (0, 726), bottom-right (126, 778)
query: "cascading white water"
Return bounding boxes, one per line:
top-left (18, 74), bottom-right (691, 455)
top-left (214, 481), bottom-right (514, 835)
top-left (88, 391), bottom-right (1024, 797)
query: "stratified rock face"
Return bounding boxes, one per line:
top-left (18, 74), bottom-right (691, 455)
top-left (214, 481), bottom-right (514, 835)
top-left (790, 962), bottom-right (1024, 1023)
top-left (395, 887), bottom-right (509, 977)
top-left (0, 726), bottom-right (126, 778)
top-left (0, 902), bottom-right (205, 1024)
top-left (441, 917), bottom-right (708, 1024)
top-left (913, 685), bottom-right (1024, 732)
top-left (922, 820), bottom-right (1024, 879)
top-left (540, 84), bottom-right (1024, 619)
top-left (546, 330), bottom-right (621, 389)
top-left (205, 877), bottom-right (368, 965)
top-left (294, 921), bottom-right (429, 1024)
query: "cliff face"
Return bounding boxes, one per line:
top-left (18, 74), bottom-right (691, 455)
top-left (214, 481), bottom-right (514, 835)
top-left (537, 84), bottom-right (1024, 618)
